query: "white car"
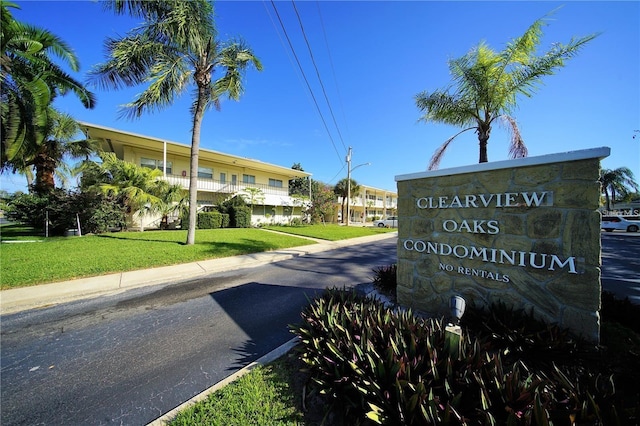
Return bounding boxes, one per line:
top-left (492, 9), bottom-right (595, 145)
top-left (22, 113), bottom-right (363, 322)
top-left (373, 216), bottom-right (398, 228)
top-left (601, 215), bottom-right (640, 232)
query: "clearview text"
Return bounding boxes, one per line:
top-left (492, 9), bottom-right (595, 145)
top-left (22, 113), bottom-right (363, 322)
top-left (416, 191), bottom-right (551, 209)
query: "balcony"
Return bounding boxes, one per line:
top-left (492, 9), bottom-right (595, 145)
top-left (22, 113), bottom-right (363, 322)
top-left (163, 174), bottom-right (297, 205)
top-left (342, 196), bottom-right (398, 210)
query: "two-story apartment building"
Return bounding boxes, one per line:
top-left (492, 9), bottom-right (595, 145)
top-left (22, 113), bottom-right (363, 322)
top-left (80, 123), bottom-right (311, 228)
top-left (335, 184), bottom-right (398, 225)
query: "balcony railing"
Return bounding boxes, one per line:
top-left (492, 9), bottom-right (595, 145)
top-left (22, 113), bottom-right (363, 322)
top-left (338, 196), bottom-right (398, 210)
top-left (164, 174), bottom-right (291, 198)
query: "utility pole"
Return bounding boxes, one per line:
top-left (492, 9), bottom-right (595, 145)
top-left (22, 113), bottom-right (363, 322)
top-left (346, 147), bottom-right (352, 227)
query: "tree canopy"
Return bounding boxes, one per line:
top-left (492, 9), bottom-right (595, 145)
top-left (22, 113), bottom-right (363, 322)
top-left (415, 9), bottom-right (598, 170)
top-left (1, 0), bottom-right (95, 184)
top-left (599, 167), bottom-right (639, 211)
top-left (90, 0), bottom-right (262, 244)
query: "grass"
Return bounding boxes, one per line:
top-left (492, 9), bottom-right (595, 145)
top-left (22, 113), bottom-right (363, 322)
top-left (169, 356), bottom-right (307, 426)
top-left (263, 224), bottom-right (396, 241)
top-left (0, 223), bottom-right (394, 289)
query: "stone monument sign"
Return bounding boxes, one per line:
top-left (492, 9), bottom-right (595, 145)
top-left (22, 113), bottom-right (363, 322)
top-left (395, 147), bottom-right (610, 342)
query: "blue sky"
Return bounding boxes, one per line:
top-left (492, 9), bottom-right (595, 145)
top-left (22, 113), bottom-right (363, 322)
top-left (3, 0), bottom-right (639, 194)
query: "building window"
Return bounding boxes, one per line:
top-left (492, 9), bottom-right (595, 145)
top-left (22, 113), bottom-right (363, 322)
top-left (198, 166), bottom-right (213, 179)
top-left (243, 174), bottom-right (256, 184)
top-left (141, 157), bottom-right (172, 174)
top-left (268, 178), bottom-right (283, 188)
top-left (367, 194), bottom-right (376, 201)
top-left (220, 173), bottom-right (226, 184)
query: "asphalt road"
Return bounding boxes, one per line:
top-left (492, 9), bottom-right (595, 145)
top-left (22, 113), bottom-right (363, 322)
top-left (600, 231), bottom-right (640, 304)
top-left (0, 238), bottom-right (397, 426)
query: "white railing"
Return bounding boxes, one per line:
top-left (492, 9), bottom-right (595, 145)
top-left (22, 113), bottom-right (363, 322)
top-left (340, 196), bottom-right (398, 210)
top-left (164, 174), bottom-right (290, 198)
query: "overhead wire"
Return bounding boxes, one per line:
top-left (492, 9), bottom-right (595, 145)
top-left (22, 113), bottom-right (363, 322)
top-left (315, 1), bottom-right (351, 150)
top-left (291, 0), bottom-right (348, 155)
top-left (327, 164), bottom-right (347, 185)
top-left (268, 0), bottom-right (344, 165)
top-left (262, 1), bottom-right (307, 100)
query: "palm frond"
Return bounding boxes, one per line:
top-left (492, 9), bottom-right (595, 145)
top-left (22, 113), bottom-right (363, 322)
top-left (416, 8), bottom-right (596, 168)
top-left (119, 51), bottom-right (191, 119)
top-left (428, 127), bottom-right (476, 170)
top-left (500, 115), bottom-right (528, 159)
top-left (505, 32), bottom-right (599, 99)
top-left (88, 35), bottom-right (165, 90)
top-left (415, 90), bottom-right (476, 127)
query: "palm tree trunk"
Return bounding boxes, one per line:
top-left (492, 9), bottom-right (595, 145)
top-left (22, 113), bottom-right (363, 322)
top-left (478, 125), bottom-right (490, 163)
top-left (186, 87), bottom-right (208, 245)
top-left (609, 188), bottom-right (616, 211)
top-left (33, 153), bottom-right (56, 194)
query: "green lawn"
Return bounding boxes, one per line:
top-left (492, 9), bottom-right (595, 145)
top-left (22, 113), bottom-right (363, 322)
top-left (169, 356), bottom-right (306, 426)
top-left (264, 224), bottom-right (396, 241)
top-left (0, 224), bottom-right (395, 289)
top-left (0, 226), bottom-right (315, 289)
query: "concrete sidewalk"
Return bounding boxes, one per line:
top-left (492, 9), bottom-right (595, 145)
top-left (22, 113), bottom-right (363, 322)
top-left (0, 232), bottom-right (397, 315)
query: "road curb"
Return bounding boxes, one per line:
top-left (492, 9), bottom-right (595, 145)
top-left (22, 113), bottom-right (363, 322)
top-left (146, 337), bottom-right (300, 426)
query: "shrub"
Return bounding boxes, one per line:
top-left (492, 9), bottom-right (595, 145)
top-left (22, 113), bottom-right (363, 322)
top-left (601, 291), bottom-right (640, 334)
top-left (289, 217), bottom-right (303, 226)
top-left (220, 213), bottom-right (230, 228)
top-left (372, 264), bottom-right (397, 296)
top-left (79, 193), bottom-right (126, 233)
top-left (7, 190), bottom-right (69, 235)
top-left (7, 190), bottom-right (125, 235)
top-left (291, 288), bottom-right (636, 425)
top-left (197, 211), bottom-right (224, 229)
top-left (231, 206), bottom-right (251, 228)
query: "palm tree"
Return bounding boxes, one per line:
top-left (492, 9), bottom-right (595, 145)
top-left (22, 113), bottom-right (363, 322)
top-left (334, 178), bottom-right (360, 224)
top-left (415, 10), bottom-right (598, 170)
top-left (89, 0), bottom-right (262, 245)
top-left (97, 152), bottom-right (184, 231)
top-left (599, 167), bottom-right (639, 211)
top-left (156, 182), bottom-right (187, 230)
top-left (26, 109), bottom-right (99, 194)
top-left (1, 1), bottom-right (95, 175)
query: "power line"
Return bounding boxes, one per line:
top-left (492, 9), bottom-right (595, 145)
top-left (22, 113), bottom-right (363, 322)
top-left (315, 0), bottom-right (351, 147)
top-left (291, 0), bottom-right (348, 154)
top-left (268, 0), bottom-right (344, 165)
top-left (327, 164), bottom-right (347, 184)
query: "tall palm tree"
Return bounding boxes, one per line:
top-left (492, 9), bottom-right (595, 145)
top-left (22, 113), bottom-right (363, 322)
top-left (599, 167), bottom-right (638, 211)
top-left (89, 0), bottom-right (262, 245)
top-left (1, 1), bottom-right (95, 174)
top-left (415, 10), bottom-right (598, 170)
top-left (334, 178), bottom-right (360, 223)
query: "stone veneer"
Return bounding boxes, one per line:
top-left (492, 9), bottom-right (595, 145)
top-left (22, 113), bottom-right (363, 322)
top-left (395, 148), bottom-right (610, 342)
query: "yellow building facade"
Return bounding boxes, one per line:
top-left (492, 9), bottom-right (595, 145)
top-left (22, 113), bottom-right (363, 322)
top-left (335, 184), bottom-right (398, 225)
top-left (80, 123), bottom-right (311, 228)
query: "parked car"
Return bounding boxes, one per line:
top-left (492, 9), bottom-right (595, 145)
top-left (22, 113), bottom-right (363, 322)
top-left (373, 216), bottom-right (398, 228)
top-left (601, 215), bottom-right (640, 232)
